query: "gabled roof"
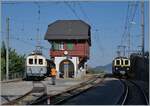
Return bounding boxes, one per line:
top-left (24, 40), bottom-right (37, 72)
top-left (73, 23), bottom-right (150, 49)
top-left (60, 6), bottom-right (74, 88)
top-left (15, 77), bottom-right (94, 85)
top-left (44, 20), bottom-right (91, 42)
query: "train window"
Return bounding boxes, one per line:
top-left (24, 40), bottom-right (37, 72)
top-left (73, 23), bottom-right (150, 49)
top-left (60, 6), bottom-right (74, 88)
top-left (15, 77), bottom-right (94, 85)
top-left (125, 60), bottom-right (129, 65)
top-left (29, 58), bottom-right (33, 64)
top-left (35, 59), bottom-right (37, 64)
top-left (116, 60), bottom-right (120, 65)
top-left (121, 60), bottom-right (123, 65)
top-left (39, 59), bottom-right (43, 65)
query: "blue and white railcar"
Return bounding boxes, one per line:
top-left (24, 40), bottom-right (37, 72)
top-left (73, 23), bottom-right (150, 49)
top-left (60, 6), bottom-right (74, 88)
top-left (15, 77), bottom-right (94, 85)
top-left (112, 57), bottom-right (130, 77)
top-left (25, 53), bottom-right (48, 80)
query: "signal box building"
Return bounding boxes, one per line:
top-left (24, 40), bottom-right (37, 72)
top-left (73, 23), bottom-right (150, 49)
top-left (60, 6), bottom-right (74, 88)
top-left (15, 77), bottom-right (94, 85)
top-left (45, 20), bottom-right (91, 78)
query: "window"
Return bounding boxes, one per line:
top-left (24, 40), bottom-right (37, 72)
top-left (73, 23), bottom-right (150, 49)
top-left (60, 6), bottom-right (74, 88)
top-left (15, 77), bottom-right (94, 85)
top-left (67, 43), bottom-right (73, 50)
top-left (55, 42), bottom-right (59, 50)
top-left (51, 44), bottom-right (54, 50)
top-left (125, 60), bottom-right (129, 65)
top-left (52, 42), bottom-right (59, 50)
top-left (52, 42), bottom-right (64, 50)
top-left (35, 59), bottom-right (37, 64)
top-left (116, 60), bottom-right (120, 65)
top-left (39, 59), bottom-right (43, 65)
top-left (60, 42), bottom-right (64, 50)
top-left (121, 60), bottom-right (123, 65)
top-left (51, 42), bottom-right (58, 50)
top-left (29, 58), bottom-right (33, 64)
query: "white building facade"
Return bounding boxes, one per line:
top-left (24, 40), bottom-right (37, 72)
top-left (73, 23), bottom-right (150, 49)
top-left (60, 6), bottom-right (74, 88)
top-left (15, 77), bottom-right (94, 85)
top-left (54, 56), bottom-right (86, 78)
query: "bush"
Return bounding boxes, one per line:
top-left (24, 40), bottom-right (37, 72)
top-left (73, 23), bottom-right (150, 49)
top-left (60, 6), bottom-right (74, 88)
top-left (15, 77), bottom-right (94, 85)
top-left (1, 41), bottom-right (25, 80)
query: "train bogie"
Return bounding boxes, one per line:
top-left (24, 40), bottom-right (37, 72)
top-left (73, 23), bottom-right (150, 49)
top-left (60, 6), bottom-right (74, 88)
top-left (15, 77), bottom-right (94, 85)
top-left (26, 66), bottom-right (47, 77)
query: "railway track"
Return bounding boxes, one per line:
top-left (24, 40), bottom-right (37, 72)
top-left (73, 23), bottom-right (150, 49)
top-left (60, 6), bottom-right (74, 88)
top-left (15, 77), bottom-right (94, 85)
top-left (128, 80), bottom-right (149, 105)
top-left (2, 74), bottom-right (104, 105)
top-left (2, 81), bottom-right (47, 105)
top-left (117, 79), bottom-right (149, 105)
top-left (32, 75), bottom-right (105, 105)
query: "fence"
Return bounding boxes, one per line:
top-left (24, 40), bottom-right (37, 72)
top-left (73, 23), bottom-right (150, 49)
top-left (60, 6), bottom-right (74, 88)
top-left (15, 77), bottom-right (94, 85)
top-left (1, 71), bottom-right (25, 81)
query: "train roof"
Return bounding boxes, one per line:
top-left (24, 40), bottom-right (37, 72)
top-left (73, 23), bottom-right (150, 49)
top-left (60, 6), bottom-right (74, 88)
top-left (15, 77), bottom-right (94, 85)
top-left (28, 53), bottom-right (42, 56)
top-left (44, 20), bottom-right (91, 45)
top-left (114, 56), bottom-right (129, 60)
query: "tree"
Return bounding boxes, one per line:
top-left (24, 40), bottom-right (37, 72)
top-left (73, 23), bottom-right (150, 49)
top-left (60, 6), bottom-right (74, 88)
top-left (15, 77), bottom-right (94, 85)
top-left (1, 41), bottom-right (6, 78)
top-left (1, 41), bottom-right (25, 80)
top-left (1, 41), bottom-right (6, 58)
top-left (9, 49), bottom-right (25, 73)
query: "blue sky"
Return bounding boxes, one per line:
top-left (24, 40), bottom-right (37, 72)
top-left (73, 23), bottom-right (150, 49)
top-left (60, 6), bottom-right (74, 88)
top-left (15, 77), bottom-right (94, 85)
top-left (1, 1), bottom-right (149, 67)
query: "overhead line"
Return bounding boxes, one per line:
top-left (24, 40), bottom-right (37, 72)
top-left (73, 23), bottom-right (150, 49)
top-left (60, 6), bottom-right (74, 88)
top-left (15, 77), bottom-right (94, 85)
top-left (11, 37), bottom-right (49, 50)
top-left (119, 1), bottom-right (139, 57)
top-left (131, 1), bottom-right (138, 22)
top-left (121, 1), bottom-right (138, 45)
top-left (76, 2), bottom-right (105, 56)
top-left (1, 1), bottom-right (59, 4)
top-left (77, 2), bottom-right (91, 23)
top-left (34, 2), bottom-right (42, 51)
top-left (121, 2), bottom-right (130, 46)
top-left (64, 1), bottom-right (80, 20)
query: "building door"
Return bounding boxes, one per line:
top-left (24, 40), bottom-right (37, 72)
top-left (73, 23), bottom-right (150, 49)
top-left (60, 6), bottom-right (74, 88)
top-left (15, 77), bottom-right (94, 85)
top-left (59, 59), bottom-right (74, 78)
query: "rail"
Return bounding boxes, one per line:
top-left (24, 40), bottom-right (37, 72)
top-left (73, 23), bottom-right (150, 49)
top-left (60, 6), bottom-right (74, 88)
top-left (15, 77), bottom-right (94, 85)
top-left (31, 75), bottom-right (104, 105)
top-left (117, 79), bottom-right (149, 105)
top-left (2, 81), bottom-right (46, 105)
top-left (116, 79), bottom-right (129, 105)
top-left (129, 80), bottom-right (149, 105)
top-left (2, 74), bottom-right (104, 105)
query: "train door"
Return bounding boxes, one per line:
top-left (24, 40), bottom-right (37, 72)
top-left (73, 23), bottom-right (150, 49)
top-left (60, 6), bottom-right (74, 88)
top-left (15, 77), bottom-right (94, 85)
top-left (59, 59), bottom-right (74, 78)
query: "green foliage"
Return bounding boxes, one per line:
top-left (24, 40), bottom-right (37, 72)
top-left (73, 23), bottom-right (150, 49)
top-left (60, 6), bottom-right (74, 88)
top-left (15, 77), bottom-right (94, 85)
top-left (1, 41), bottom-right (6, 75)
top-left (9, 49), bottom-right (25, 73)
top-left (1, 41), bottom-right (6, 58)
top-left (1, 58), bottom-right (6, 76)
top-left (1, 41), bottom-right (25, 79)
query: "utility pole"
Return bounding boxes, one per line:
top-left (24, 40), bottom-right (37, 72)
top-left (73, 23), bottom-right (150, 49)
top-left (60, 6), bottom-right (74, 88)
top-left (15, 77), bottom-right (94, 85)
top-left (122, 45), bottom-right (126, 57)
top-left (35, 3), bottom-right (42, 54)
top-left (6, 17), bottom-right (10, 80)
top-left (128, 31), bottom-right (130, 57)
top-left (141, 0), bottom-right (145, 56)
top-left (117, 45), bottom-right (121, 57)
top-left (117, 50), bottom-right (121, 57)
top-left (118, 45), bottom-right (126, 57)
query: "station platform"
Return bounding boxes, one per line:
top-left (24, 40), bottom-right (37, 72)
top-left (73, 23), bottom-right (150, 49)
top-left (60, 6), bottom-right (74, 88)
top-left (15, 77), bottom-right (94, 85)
top-left (1, 75), bottom-right (92, 104)
top-left (1, 81), bottom-right (33, 104)
top-left (43, 77), bottom-right (89, 95)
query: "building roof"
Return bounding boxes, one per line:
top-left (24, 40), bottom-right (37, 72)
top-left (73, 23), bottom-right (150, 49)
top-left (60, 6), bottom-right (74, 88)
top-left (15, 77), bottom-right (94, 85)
top-left (44, 20), bottom-right (91, 43)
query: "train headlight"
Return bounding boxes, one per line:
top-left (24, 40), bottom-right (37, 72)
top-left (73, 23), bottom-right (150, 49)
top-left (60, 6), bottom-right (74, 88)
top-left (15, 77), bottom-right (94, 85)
top-left (115, 67), bottom-right (118, 70)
